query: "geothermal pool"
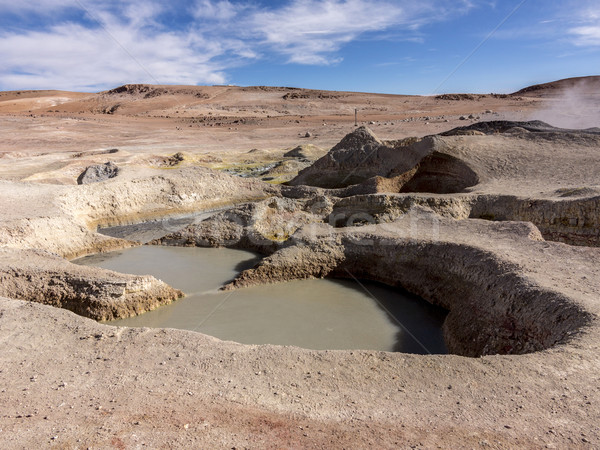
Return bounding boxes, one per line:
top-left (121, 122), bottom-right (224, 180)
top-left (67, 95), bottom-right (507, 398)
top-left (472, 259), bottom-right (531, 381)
top-left (76, 246), bottom-right (447, 354)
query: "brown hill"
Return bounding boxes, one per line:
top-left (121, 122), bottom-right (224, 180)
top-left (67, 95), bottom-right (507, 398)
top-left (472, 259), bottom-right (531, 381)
top-left (513, 76), bottom-right (600, 97)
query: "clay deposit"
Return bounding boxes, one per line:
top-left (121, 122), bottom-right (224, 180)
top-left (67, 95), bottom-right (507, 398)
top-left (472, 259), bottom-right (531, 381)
top-left (1, 78), bottom-right (600, 448)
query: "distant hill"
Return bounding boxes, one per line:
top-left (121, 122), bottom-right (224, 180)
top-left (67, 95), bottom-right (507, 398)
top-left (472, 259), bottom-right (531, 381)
top-left (513, 76), bottom-right (600, 97)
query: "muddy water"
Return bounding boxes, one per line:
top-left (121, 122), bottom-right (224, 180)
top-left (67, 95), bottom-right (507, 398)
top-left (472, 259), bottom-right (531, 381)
top-left (76, 246), bottom-right (447, 354)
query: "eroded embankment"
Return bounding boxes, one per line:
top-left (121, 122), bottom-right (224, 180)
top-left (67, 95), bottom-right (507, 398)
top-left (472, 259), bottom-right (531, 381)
top-left (0, 248), bottom-right (183, 321)
top-left (325, 193), bottom-right (600, 247)
top-left (0, 167), bottom-right (278, 319)
top-left (470, 194), bottom-right (600, 246)
top-left (155, 202), bottom-right (598, 358)
top-left (218, 215), bottom-right (595, 357)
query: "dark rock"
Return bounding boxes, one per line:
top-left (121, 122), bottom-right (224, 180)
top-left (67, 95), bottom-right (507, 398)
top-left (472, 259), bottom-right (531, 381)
top-left (77, 162), bottom-right (119, 185)
top-left (441, 120), bottom-right (600, 136)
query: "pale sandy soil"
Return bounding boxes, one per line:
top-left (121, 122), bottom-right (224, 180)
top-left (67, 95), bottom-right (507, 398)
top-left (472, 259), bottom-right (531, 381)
top-left (0, 85), bottom-right (538, 184)
top-left (0, 78), bottom-right (599, 448)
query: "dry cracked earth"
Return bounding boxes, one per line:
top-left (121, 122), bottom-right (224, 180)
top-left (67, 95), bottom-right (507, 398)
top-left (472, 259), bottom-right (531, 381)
top-left (0, 77), bottom-right (600, 449)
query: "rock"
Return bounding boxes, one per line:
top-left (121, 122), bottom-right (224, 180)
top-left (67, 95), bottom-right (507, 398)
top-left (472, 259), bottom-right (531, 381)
top-left (77, 162), bottom-right (119, 185)
top-left (261, 160), bottom-right (311, 177)
top-left (154, 196), bottom-right (328, 255)
top-left (305, 132), bottom-right (312, 138)
top-left (0, 248), bottom-right (183, 321)
top-left (289, 126), bottom-right (436, 189)
top-left (440, 120), bottom-right (600, 136)
top-left (435, 93), bottom-right (476, 101)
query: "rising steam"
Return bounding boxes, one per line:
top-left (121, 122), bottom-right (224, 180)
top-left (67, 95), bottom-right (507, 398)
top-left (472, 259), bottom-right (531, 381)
top-left (530, 80), bottom-right (600, 129)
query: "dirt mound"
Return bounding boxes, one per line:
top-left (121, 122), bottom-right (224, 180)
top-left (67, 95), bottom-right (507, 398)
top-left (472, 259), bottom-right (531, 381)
top-left (103, 84), bottom-right (209, 100)
top-left (283, 144), bottom-right (326, 160)
top-left (260, 159), bottom-right (311, 179)
top-left (289, 127), bottom-right (434, 189)
top-left (435, 93), bottom-right (478, 101)
top-left (288, 126), bottom-right (488, 195)
top-left (154, 196), bottom-right (328, 255)
top-left (400, 152), bottom-right (479, 194)
top-left (282, 90), bottom-right (341, 100)
top-left (147, 152), bottom-right (186, 168)
top-left (512, 76), bottom-right (600, 97)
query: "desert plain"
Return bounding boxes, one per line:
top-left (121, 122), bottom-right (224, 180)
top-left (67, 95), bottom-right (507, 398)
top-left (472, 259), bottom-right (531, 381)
top-left (0, 76), bottom-right (600, 448)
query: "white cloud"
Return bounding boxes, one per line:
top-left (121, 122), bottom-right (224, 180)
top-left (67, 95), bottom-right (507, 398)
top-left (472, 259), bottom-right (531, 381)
top-left (569, 6), bottom-right (600, 47)
top-left (0, 0), bottom-right (78, 13)
top-left (0, 14), bottom-right (231, 90)
top-left (251, 0), bottom-right (404, 64)
top-left (570, 26), bottom-right (600, 46)
top-left (0, 0), bottom-right (477, 90)
top-left (193, 0), bottom-right (244, 21)
top-left (250, 0), bottom-right (473, 65)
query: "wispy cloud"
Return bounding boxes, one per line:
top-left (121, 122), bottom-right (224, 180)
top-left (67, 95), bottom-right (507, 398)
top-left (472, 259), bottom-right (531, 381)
top-left (569, 6), bottom-right (600, 46)
top-left (0, 0), bottom-right (78, 13)
top-left (250, 0), bottom-right (406, 65)
top-left (193, 0), bottom-right (244, 21)
top-left (0, 0), bottom-right (476, 91)
top-left (0, 0), bottom-right (242, 90)
top-left (488, 2), bottom-right (600, 49)
top-left (249, 0), bottom-right (475, 65)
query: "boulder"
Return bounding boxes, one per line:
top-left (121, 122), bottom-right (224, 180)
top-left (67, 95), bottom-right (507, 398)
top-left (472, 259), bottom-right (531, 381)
top-left (77, 162), bottom-right (119, 185)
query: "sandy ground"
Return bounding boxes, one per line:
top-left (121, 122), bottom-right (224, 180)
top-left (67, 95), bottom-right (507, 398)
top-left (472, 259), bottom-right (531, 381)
top-left (0, 85), bottom-right (539, 184)
top-left (0, 78), bottom-right (599, 448)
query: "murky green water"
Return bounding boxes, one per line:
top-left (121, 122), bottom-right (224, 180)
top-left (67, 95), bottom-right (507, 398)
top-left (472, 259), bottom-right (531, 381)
top-left (75, 246), bottom-right (447, 354)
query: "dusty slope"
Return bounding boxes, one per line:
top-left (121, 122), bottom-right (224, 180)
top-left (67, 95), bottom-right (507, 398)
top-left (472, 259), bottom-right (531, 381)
top-left (0, 82), bottom-right (545, 185)
top-left (1, 293), bottom-right (598, 449)
top-left (1, 80), bottom-right (600, 448)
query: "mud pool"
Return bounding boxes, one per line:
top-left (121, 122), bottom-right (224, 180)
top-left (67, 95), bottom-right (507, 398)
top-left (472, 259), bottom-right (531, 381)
top-left (76, 246), bottom-right (447, 353)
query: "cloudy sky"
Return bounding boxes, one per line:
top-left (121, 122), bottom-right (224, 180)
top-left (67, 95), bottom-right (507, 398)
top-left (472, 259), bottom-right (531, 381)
top-left (0, 0), bottom-right (598, 94)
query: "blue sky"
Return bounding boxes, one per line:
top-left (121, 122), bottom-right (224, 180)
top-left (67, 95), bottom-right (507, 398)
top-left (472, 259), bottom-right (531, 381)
top-left (0, 0), bottom-right (598, 94)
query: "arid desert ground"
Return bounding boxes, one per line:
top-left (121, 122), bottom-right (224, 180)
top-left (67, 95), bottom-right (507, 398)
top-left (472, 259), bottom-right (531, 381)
top-left (1, 76), bottom-right (600, 448)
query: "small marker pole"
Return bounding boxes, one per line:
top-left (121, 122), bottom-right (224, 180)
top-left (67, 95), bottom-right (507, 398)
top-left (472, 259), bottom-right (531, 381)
top-left (354, 108), bottom-right (358, 126)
